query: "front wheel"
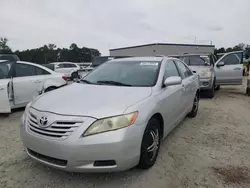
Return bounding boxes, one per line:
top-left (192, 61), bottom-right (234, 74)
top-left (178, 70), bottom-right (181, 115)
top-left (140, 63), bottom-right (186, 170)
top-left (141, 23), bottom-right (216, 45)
top-left (71, 72), bottom-right (79, 80)
top-left (207, 83), bottom-right (215, 98)
top-left (138, 118), bottom-right (161, 169)
top-left (246, 87), bottom-right (250, 96)
top-left (187, 94), bottom-right (199, 118)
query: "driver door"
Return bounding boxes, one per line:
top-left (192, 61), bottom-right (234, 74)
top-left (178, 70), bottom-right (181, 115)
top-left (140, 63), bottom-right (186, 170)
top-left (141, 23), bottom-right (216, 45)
top-left (215, 51), bottom-right (243, 85)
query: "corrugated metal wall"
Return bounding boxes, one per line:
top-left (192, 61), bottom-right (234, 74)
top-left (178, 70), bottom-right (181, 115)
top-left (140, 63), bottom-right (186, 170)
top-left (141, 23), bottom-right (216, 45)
top-left (110, 44), bottom-right (215, 56)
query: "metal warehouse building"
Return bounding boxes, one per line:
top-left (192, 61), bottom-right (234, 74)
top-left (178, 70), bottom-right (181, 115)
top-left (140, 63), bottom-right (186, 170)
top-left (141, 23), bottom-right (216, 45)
top-left (110, 43), bottom-right (215, 57)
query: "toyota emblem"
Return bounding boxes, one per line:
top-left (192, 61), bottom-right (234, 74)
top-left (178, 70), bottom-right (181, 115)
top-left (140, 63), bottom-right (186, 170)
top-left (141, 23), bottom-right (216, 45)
top-left (39, 116), bottom-right (48, 127)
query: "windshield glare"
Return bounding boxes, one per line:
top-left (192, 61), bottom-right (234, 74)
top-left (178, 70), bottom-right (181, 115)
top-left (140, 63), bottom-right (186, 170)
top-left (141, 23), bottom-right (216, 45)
top-left (83, 61), bottom-right (161, 87)
top-left (0, 61), bottom-right (14, 79)
top-left (181, 56), bottom-right (210, 66)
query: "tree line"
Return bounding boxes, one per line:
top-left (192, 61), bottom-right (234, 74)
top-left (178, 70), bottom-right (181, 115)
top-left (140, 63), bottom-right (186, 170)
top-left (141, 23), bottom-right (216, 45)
top-left (0, 37), bottom-right (101, 64)
top-left (214, 43), bottom-right (250, 59)
top-left (1, 37), bottom-right (250, 64)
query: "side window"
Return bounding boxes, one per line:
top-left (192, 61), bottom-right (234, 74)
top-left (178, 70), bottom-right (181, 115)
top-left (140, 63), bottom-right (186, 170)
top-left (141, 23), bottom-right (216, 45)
top-left (57, 64), bottom-right (65, 68)
top-left (164, 60), bottom-right (180, 79)
top-left (69, 64), bottom-right (77, 68)
top-left (15, 64), bottom-right (36, 77)
top-left (222, 53), bottom-right (243, 65)
top-left (35, 67), bottom-right (50, 75)
top-left (175, 61), bottom-right (192, 78)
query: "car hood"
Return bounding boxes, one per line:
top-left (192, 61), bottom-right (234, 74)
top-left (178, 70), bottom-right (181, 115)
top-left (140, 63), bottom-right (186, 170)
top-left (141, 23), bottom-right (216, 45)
top-left (32, 83), bottom-right (152, 119)
top-left (189, 66), bottom-right (212, 73)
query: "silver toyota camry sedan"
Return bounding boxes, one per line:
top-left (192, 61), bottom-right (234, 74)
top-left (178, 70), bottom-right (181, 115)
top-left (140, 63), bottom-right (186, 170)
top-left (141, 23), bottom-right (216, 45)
top-left (20, 56), bottom-right (200, 172)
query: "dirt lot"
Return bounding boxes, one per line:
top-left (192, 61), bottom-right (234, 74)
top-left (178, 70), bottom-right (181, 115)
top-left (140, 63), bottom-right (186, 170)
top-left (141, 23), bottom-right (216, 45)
top-left (1, 84), bottom-right (250, 188)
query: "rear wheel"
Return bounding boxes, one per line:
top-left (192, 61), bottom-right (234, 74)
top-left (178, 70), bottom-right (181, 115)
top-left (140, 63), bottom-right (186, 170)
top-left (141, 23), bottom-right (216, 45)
top-left (247, 87), bottom-right (250, 96)
top-left (187, 94), bottom-right (199, 118)
top-left (215, 85), bottom-right (220, 91)
top-left (71, 72), bottom-right (78, 80)
top-left (138, 118), bottom-right (161, 169)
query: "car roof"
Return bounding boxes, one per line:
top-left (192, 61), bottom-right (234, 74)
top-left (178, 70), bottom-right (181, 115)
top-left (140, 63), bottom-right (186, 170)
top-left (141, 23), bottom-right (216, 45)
top-left (110, 56), bottom-right (164, 62)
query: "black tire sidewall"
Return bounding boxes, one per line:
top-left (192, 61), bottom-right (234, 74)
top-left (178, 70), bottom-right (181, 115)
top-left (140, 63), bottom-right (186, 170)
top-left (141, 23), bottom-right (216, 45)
top-left (138, 118), bottom-right (161, 169)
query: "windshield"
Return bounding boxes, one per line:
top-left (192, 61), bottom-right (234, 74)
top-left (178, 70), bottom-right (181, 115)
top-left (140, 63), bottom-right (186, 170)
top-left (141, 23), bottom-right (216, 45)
top-left (0, 61), bottom-right (14, 79)
top-left (83, 60), bottom-right (161, 87)
top-left (181, 55), bottom-right (211, 66)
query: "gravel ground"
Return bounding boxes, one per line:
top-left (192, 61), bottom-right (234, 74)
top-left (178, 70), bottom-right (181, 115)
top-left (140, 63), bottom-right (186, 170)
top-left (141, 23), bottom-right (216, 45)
top-left (1, 83), bottom-right (250, 188)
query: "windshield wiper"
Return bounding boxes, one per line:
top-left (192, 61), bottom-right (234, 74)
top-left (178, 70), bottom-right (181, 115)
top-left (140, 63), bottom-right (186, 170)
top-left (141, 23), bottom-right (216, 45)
top-left (80, 79), bottom-right (93, 84)
top-left (97, 80), bottom-right (132, 86)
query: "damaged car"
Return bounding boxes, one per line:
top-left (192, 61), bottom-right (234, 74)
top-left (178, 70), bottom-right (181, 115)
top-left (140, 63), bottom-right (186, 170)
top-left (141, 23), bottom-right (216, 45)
top-left (0, 60), bottom-right (67, 113)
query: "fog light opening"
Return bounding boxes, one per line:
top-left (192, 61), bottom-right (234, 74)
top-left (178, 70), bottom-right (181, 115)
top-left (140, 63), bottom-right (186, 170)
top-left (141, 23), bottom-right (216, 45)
top-left (93, 160), bottom-right (116, 167)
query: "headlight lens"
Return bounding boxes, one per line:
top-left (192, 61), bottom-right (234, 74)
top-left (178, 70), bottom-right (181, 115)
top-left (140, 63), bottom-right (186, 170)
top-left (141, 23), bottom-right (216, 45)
top-left (199, 71), bottom-right (212, 78)
top-left (83, 112), bottom-right (138, 136)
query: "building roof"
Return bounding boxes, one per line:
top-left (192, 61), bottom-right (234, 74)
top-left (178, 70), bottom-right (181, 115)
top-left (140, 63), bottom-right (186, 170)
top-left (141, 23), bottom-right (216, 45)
top-left (110, 43), bottom-right (215, 51)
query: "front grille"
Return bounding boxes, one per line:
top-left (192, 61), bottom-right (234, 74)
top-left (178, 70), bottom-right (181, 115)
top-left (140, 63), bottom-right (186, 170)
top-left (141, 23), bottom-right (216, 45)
top-left (27, 112), bottom-right (81, 140)
top-left (27, 148), bottom-right (67, 166)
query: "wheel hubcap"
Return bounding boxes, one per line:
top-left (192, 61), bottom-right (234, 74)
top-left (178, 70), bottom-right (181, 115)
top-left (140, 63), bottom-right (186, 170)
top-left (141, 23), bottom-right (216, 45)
top-left (193, 96), bottom-right (198, 112)
top-left (147, 128), bottom-right (159, 161)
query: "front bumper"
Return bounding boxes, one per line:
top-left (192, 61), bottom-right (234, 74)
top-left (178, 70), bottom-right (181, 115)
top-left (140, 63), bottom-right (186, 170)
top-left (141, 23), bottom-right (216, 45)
top-left (199, 78), bottom-right (213, 90)
top-left (20, 117), bottom-right (146, 172)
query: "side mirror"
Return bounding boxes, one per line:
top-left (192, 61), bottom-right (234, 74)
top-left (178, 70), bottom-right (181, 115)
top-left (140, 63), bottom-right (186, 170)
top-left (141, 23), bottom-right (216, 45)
top-left (164, 76), bottom-right (182, 87)
top-left (217, 61), bottom-right (225, 67)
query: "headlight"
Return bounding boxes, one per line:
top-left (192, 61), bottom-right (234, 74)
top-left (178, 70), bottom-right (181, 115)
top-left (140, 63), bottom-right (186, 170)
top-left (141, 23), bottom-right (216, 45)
top-left (21, 102), bottom-right (32, 125)
top-left (83, 112), bottom-right (138, 136)
top-left (199, 71), bottom-right (212, 78)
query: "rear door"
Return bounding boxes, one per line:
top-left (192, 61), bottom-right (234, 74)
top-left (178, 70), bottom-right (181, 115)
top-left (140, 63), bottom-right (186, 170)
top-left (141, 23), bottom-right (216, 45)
top-left (174, 60), bottom-right (195, 113)
top-left (215, 51), bottom-right (243, 85)
top-left (12, 62), bottom-right (50, 106)
top-left (160, 60), bottom-right (183, 132)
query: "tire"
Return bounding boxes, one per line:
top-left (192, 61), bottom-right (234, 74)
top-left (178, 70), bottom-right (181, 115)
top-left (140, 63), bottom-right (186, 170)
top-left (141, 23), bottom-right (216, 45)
top-left (215, 85), bottom-right (220, 91)
top-left (207, 83), bottom-right (215, 98)
top-left (138, 118), bottom-right (161, 169)
top-left (247, 87), bottom-right (250, 96)
top-left (44, 86), bottom-right (57, 93)
top-left (187, 94), bottom-right (199, 118)
top-left (71, 72), bottom-right (78, 80)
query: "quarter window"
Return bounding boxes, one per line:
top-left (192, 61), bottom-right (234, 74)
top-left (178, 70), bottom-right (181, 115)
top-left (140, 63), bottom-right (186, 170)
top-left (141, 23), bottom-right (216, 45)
top-left (35, 67), bottom-right (50, 75)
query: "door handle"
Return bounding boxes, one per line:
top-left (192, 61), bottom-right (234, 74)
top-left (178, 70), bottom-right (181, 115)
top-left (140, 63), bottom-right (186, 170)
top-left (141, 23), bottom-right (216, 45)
top-left (33, 80), bottom-right (42, 83)
top-left (181, 84), bottom-right (186, 91)
top-left (0, 88), bottom-right (4, 91)
top-left (234, 68), bottom-right (241, 70)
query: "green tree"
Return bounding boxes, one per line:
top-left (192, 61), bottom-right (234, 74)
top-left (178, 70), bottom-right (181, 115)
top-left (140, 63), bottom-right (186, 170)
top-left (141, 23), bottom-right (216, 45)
top-left (0, 37), bottom-right (12, 54)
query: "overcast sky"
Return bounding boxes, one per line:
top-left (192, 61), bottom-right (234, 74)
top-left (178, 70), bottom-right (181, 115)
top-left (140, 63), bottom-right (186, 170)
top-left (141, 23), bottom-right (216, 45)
top-left (1, 0), bottom-right (250, 55)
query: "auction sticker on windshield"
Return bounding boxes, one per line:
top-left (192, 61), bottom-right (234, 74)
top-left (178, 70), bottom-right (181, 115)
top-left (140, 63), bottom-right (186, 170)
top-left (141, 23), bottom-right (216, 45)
top-left (140, 62), bottom-right (159, 66)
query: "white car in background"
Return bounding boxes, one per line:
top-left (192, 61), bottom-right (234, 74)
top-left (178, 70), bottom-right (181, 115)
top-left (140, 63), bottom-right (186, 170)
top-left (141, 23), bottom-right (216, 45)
top-left (50, 62), bottom-right (81, 79)
top-left (0, 60), bottom-right (67, 113)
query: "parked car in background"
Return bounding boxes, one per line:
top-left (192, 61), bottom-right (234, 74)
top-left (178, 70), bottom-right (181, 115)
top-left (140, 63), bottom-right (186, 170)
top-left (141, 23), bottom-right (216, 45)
top-left (20, 56), bottom-right (200, 172)
top-left (174, 51), bottom-right (243, 98)
top-left (78, 67), bottom-right (94, 78)
top-left (50, 62), bottom-right (81, 79)
top-left (0, 54), bottom-right (20, 61)
top-left (0, 60), bottom-right (67, 113)
top-left (78, 62), bottom-right (92, 68)
top-left (177, 53), bottom-right (217, 98)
